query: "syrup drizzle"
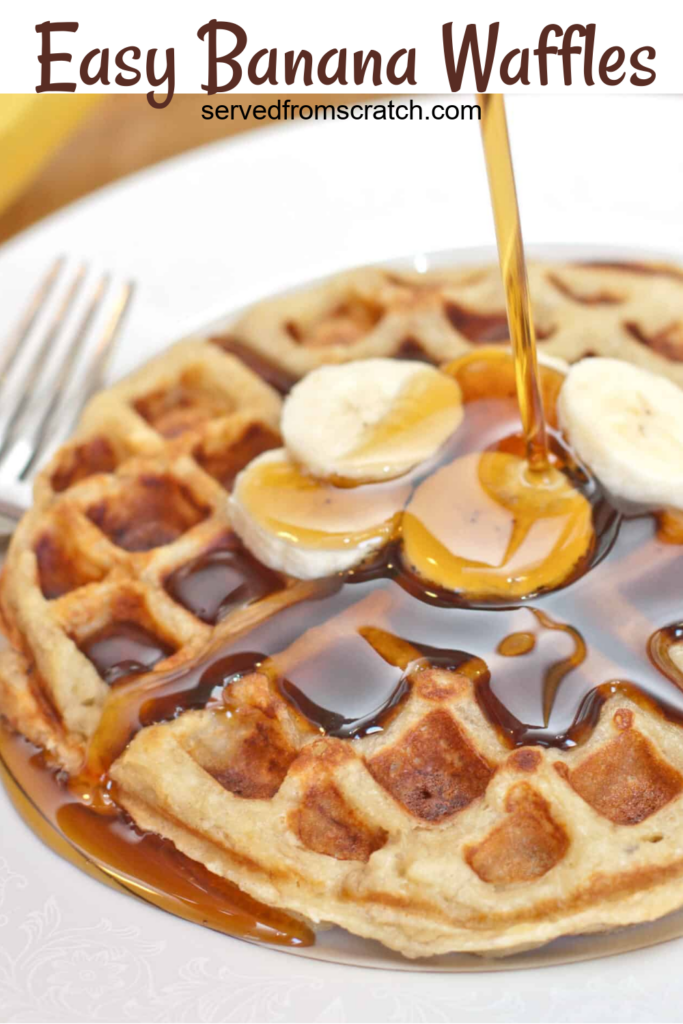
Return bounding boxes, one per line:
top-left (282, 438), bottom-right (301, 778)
top-left (75, 495), bottom-right (683, 760)
top-left (165, 541), bottom-right (284, 625)
top-left (478, 93), bottom-right (549, 469)
top-left (212, 336), bottom-right (297, 395)
top-left (80, 622), bottom-right (175, 685)
top-left (0, 727), bottom-right (313, 947)
top-left (70, 362), bottom-right (681, 761)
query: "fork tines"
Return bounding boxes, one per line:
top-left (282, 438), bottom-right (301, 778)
top-left (0, 258), bottom-right (134, 519)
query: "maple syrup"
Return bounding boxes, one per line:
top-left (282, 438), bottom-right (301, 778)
top-left (165, 540), bottom-right (284, 625)
top-left (67, 495), bottom-right (679, 758)
top-left (80, 621), bottom-right (175, 685)
top-left (401, 449), bottom-right (595, 599)
top-left (212, 336), bottom-right (298, 395)
top-left (234, 453), bottom-right (410, 551)
top-left (342, 367), bottom-right (462, 479)
top-left (2, 98), bottom-right (683, 959)
top-left (0, 725), bottom-right (313, 947)
top-left (64, 349), bottom-right (672, 758)
top-left (478, 93), bottom-right (549, 470)
top-left (397, 96), bottom-right (596, 602)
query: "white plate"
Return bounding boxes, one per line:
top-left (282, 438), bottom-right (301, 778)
top-left (1, 95), bottom-right (683, 1023)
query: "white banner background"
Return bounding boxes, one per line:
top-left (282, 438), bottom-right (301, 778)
top-left (0, 0), bottom-right (678, 96)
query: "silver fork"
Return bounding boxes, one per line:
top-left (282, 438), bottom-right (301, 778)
top-left (0, 257), bottom-right (134, 524)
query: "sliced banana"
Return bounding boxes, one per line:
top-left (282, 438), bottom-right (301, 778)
top-left (229, 449), bottom-right (409, 579)
top-left (281, 358), bottom-right (463, 482)
top-left (558, 358), bottom-right (683, 510)
top-left (537, 352), bottom-right (570, 374)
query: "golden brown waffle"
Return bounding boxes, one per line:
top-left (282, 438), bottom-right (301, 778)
top-left (0, 340), bottom-right (283, 770)
top-left (217, 260), bottom-right (683, 386)
top-left (3, 259), bottom-right (683, 959)
top-left (112, 666), bottom-right (683, 958)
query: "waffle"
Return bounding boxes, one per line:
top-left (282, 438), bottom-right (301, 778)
top-left (217, 259), bottom-right (683, 387)
top-left (2, 258), bottom-right (683, 959)
top-left (112, 667), bottom-right (683, 957)
top-left (0, 341), bottom-right (283, 770)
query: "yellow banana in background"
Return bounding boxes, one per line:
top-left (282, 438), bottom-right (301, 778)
top-left (0, 94), bottom-right (101, 216)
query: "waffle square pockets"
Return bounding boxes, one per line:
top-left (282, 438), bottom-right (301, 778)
top-left (0, 341), bottom-right (283, 766)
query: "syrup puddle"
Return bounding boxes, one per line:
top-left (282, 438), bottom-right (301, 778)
top-left (0, 726), bottom-right (313, 948)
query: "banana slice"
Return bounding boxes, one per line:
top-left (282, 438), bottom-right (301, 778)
top-left (558, 358), bottom-right (683, 510)
top-left (281, 359), bottom-right (463, 482)
top-left (538, 352), bottom-right (570, 374)
top-left (229, 449), bottom-right (410, 579)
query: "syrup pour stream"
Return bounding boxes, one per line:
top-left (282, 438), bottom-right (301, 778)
top-left (2, 102), bottom-right (683, 952)
top-left (478, 93), bottom-right (549, 470)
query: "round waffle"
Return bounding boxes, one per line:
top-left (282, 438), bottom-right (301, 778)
top-left (2, 259), bottom-right (683, 960)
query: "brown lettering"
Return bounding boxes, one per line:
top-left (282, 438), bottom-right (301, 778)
top-left (146, 48), bottom-right (175, 108)
top-left (559, 25), bottom-right (587, 85)
top-left (387, 48), bottom-right (416, 86)
top-left (599, 46), bottom-right (625, 85)
top-left (114, 47), bottom-right (142, 87)
top-left (35, 20), bottom-right (78, 93)
top-left (248, 48), bottom-right (278, 85)
top-left (583, 24), bottom-right (596, 86)
top-left (630, 46), bottom-right (656, 86)
top-left (318, 49), bottom-right (348, 86)
top-left (284, 49), bottom-right (313, 85)
top-left (80, 48), bottom-right (110, 86)
top-left (533, 24), bottom-right (562, 86)
top-left (354, 50), bottom-right (382, 86)
top-left (500, 48), bottom-right (529, 86)
top-left (442, 22), bottom-right (499, 92)
top-left (198, 19), bottom-right (247, 93)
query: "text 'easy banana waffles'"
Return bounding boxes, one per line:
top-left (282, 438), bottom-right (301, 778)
top-left (2, 260), bottom-right (683, 959)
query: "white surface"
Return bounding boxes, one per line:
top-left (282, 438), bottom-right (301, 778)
top-left (1, 94), bottom-right (683, 1022)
